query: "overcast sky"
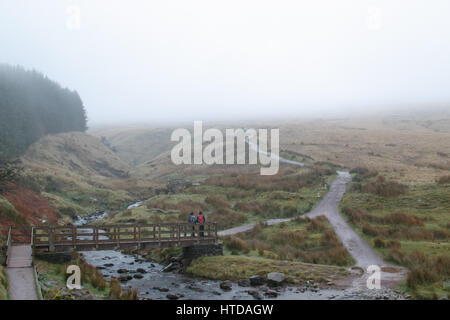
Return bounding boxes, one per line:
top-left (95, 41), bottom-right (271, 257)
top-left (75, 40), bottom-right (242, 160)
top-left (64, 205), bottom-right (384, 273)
top-left (1, 0), bottom-right (449, 126)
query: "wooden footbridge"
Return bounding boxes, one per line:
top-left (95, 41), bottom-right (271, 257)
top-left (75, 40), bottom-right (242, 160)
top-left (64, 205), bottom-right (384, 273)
top-left (4, 223), bottom-right (218, 300)
top-left (7, 223), bottom-right (218, 254)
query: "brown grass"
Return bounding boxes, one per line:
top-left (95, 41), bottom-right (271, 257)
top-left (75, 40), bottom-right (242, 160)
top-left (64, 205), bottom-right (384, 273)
top-left (232, 217), bottom-right (354, 266)
top-left (224, 237), bottom-right (250, 253)
top-left (109, 277), bottom-right (121, 299)
top-left (437, 175), bottom-right (450, 184)
top-left (204, 166), bottom-right (332, 193)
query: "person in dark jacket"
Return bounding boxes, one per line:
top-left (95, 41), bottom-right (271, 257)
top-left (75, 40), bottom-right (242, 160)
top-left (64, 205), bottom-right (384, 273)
top-left (188, 212), bottom-right (196, 237)
top-left (197, 211), bottom-right (205, 237)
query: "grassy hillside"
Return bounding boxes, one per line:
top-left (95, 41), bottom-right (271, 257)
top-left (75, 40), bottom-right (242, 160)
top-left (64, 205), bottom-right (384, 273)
top-left (277, 114), bottom-right (450, 185)
top-left (89, 127), bottom-right (175, 166)
top-left (22, 132), bottom-right (131, 178)
top-left (0, 195), bottom-right (28, 243)
top-left (19, 132), bottom-right (158, 219)
top-left (100, 166), bottom-right (336, 230)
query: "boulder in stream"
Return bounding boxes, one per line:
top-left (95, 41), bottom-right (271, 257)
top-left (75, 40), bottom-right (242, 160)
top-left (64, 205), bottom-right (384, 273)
top-left (249, 275), bottom-right (265, 286)
top-left (220, 281), bottom-right (233, 291)
top-left (267, 272), bottom-right (286, 286)
top-left (119, 275), bottom-right (132, 282)
top-left (238, 279), bottom-right (251, 287)
top-left (247, 290), bottom-right (263, 300)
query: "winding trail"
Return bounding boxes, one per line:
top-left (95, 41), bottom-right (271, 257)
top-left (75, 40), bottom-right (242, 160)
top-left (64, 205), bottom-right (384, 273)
top-left (305, 171), bottom-right (384, 268)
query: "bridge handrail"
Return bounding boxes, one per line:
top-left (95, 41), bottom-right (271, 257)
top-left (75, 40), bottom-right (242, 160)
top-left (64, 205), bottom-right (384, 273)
top-left (33, 222), bottom-right (217, 230)
top-left (6, 227), bottom-right (12, 266)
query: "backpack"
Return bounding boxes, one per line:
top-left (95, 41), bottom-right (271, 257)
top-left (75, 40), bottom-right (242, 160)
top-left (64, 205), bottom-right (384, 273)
top-left (188, 215), bottom-right (196, 223)
top-left (197, 214), bottom-right (204, 224)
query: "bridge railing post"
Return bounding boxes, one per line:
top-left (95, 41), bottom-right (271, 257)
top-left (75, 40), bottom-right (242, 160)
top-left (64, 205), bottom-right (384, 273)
top-left (158, 224), bottom-right (161, 246)
top-left (138, 226), bottom-right (141, 248)
top-left (49, 227), bottom-right (55, 253)
top-left (31, 227), bottom-right (35, 257)
top-left (95, 227), bottom-right (99, 248)
top-left (196, 224), bottom-right (200, 244)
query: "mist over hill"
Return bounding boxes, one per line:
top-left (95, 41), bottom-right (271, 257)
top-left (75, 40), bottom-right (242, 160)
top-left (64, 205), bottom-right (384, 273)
top-left (0, 64), bottom-right (87, 160)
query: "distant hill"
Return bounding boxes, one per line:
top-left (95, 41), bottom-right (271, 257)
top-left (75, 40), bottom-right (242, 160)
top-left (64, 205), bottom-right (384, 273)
top-left (89, 127), bottom-right (175, 166)
top-left (0, 64), bottom-right (87, 160)
top-left (16, 132), bottom-right (165, 219)
top-left (22, 132), bottom-right (131, 178)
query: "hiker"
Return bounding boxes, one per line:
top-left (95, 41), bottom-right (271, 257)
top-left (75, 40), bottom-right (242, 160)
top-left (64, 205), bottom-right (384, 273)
top-left (197, 211), bottom-right (205, 237)
top-left (188, 212), bottom-right (196, 237)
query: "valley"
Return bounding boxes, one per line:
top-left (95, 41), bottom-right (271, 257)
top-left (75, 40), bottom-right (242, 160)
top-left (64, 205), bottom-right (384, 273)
top-left (1, 112), bottom-right (449, 300)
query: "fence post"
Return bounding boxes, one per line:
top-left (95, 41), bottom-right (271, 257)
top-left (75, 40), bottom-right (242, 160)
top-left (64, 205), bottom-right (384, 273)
top-left (49, 227), bottom-right (55, 253)
top-left (72, 227), bottom-right (77, 249)
top-left (196, 224), bottom-right (200, 244)
top-left (31, 227), bottom-right (35, 256)
top-left (138, 226), bottom-right (141, 248)
top-left (95, 227), bottom-right (99, 248)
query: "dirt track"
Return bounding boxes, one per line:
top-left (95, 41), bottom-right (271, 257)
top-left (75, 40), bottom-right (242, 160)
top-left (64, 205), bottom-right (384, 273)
top-left (305, 171), bottom-right (385, 268)
top-left (219, 171), bottom-right (407, 292)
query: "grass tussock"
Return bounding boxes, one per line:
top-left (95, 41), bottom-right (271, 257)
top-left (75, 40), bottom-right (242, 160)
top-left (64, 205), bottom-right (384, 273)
top-left (352, 175), bottom-right (408, 197)
top-left (205, 166), bottom-right (333, 193)
top-left (342, 178), bottom-right (450, 298)
top-left (343, 206), bottom-right (448, 241)
top-left (436, 175), bottom-right (450, 184)
top-left (147, 198), bottom-right (207, 215)
top-left (387, 250), bottom-right (450, 295)
top-left (0, 265), bottom-right (8, 300)
top-left (223, 217), bottom-right (353, 266)
top-left (109, 278), bottom-right (138, 300)
top-left (186, 255), bottom-right (349, 284)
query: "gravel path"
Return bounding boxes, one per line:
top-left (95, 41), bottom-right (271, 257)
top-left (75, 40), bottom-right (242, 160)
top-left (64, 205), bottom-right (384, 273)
top-left (305, 171), bottom-right (385, 268)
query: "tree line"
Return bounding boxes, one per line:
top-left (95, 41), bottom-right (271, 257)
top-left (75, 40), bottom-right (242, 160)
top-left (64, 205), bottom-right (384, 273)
top-left (0, 64), bottom-right (88, 161)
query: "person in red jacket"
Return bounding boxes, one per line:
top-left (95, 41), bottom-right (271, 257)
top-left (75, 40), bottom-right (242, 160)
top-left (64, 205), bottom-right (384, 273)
top-left (197, 211), bottom-right (205, 237)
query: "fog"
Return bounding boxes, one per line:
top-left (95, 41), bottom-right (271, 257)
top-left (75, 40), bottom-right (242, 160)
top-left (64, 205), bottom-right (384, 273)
top-left (1, 0), bottom-right (449, 126)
